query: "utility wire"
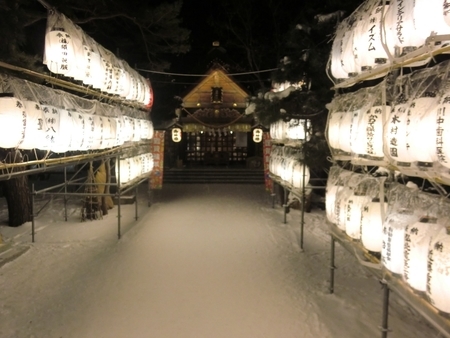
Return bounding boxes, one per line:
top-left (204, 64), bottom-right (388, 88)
top-left (136, 67), bottom-right (279, 77)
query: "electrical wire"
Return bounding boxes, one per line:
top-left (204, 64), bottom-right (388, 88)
top-left (136, 67), bottom-right (279, 77)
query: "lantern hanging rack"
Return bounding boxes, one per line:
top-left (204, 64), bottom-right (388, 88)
top-left (0, 61), bottom-right (148, 112)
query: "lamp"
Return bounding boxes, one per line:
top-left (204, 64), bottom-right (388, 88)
top-left (345, 193), bottom-right (371, 240)
top-left (172, 128), bottom-right (182, 142)
top-left (404, 216), bottom-right (442, 292)
top-left (435, 93), bottom-right (450, 168)
top-left (385, 103), bottom-right (414, 163)
top-left (253, 128), bottom-right (263, 143)
top-left (50, 108), bottom-right (74, 153)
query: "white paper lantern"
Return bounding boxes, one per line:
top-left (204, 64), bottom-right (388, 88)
top-left (101, 117), bottom-right (116, 149)
top-left (404, 217), bottom-right (442, 292)
top-left (385, 103), bottom-right (414, 163)
top-left (0, 98), bottom-right (27, 149)
top-left (91, 115), bottom-right (105, 149)
top-left (408, 97), bottom-right (439, 164)
top-left (327, 111), bottom-right (343, 151)
top-left (361, 199), bottom-right (388, 252)
top-left (292, 162), bottom-right (310, 189)
top-left (353, 3), bottom-right (390, 73)
top-left (434, 93), bottom-right (450, 168)
top-left (381, 209), bottom-right (416, 275)
top-left (40, 104), bottom-right (60, 150)
top-left (330, 21), bottom-right (349, 80)
top-left (340, 20), bottom-right (358, 77)
top-left (427, 226), bottom-right (450, 313)
top-left (335, 187), bottom-right (353, 231)
top-left (345, 194), bottom-right (371, 240)
top-left (352, 105), bottom-right (388, 158)
top-left (20, 100), bottom-right (46, 150)
top-left (69, 111), bottom-right (87, 151)
top-left (50, 108), bottom-right (74, 153)
top-left (116, 158), bottom-right (131, 185)
top-left (338, 111), bottom-right (355, 154)
top-left (45, 29), bottom-right (75, 75)
top-left (131, 118), bottom-right (141, 142)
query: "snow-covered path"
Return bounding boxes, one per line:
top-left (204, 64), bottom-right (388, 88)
top-left (0, 184), bottom-right (437, 337)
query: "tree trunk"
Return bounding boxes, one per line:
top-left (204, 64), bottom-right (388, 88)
top-left (2, 150), bottom-right (31, 227)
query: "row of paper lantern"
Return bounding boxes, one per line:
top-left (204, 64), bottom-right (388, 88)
top-left (0, 97), bottom-right (153, 152)
top-left (44, 11), bottom-right (152, 107)
top-left (269, 145), bottom-right (310, 189)
top-left (330, 0), bottom-right (450, 81)
top-left (115, 153), bottom-right (154, 186)
top-left (326, 167), bottom-right (450, 313)
top-left (327, 83), bottom-right (450, 172)
top-left (270, 119), bottom-right (311, 143)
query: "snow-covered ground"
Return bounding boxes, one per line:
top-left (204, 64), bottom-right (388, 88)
top-left (0, 183), bottom-right (439, 338)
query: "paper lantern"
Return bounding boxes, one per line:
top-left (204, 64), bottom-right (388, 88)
top-left (20, 100), bottom-right (46, 150)
top-left (330, 20), bottom-right (349, 80)
top-left (381, 209), bottom-right (416, 275)
top-left (140, 153), bottom-right (154, 175)
top-left (172, 128), bottom-right (182, 142)
top-left (338, 112), bottom-right (355, 154)
top-left (101, 117), bottom-right (116, 149)
top-left (345, 194), bottom-right (371, 240)
top-left (352, 105), bottom-right (388, 158)
top-left (69, 111), bottom-right (87, 151)
top-left (340, 20), bottom-right (358, 77)
top-left (404, 217), bottom-right (442, 292)
top-left (427, 227), bottom-right (450, 313)
top-left (408, 97), bottom-right (439, 164)
top-left (45, 29), bottom-right (75, 75)
top-left (40, 104), bottom-right (60, 150)
top-left (435, 93), bottom-right (450, 168)
top-left (83, 39), bottom-right (104, 89)
top-left (122, 116), bottom-right (133, 142)
top-left (0, 97), bottom-right (27, 149)
top-left (353, 3), bottom-right (389, 73)
top-left (270, 120), bottom-right (287, 141)
top-left (50, 108), bottom-right (74, 153)
top-left (253, 128), bottom-right (263, 143)
top-left (361, 199), bottom-right (388, 252)
top-left (99, 47), bottom-right (115, 93)
top-left (292, 162), bottom-right (310, 189)
top-left (327, 111), bottom-right (343, 151)
top-left (116, 158), bottom-right (131, 185)
top-left (385, 103), bottom-right (414, 163)
top-left (335, 187), bottom-right (353, 231)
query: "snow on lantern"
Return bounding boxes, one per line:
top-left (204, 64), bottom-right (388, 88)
top-left (286, 119), bottom-right (311, 141)
top-left (404, 216), bottom-right (443, 292)
top-left (427, 226), bottom-right (450, 313)
top-left (19, 100), bottom-right (46, 150)
top-left (382, 208), bottom-right (417, 275)
top-left (361, 198), bottom-right (388, 252)
top-left (172, 128), bottom-right (182, 142)
top-left (253, 128), bottom-right (263, 143)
